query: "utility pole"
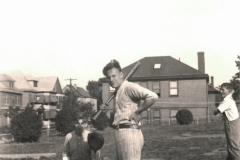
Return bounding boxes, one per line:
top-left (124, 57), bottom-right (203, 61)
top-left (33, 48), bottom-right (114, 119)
top-left (65, 78), bottom-right (77, 107)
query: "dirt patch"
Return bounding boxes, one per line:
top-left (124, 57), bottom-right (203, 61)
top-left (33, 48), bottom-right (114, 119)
top-left (204, 148), bottom-right (226, 156)
top-left (172, 134), bottom-right (225, 140)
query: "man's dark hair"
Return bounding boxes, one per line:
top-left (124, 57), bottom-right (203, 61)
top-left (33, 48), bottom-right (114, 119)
top-left (102, 59), bottom-right (122, 76)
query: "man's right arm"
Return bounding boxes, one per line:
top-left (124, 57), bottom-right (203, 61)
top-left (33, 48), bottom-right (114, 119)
top-left (100, 104), bottom-right (115, 127)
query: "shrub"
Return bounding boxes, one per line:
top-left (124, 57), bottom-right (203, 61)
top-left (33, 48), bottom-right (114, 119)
top-left (0, 126), bottom-right (11, 134)
top-left (10, 110), bottom-right (43, 142)
top-left (55, 108), bottom-right (78, 135)
top-left (91, 111), bottom-right (109, 130)
top-left (176, 109), bottom-right (193, 125)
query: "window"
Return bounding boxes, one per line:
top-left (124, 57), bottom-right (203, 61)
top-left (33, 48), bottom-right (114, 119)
top-left (154, 64), bottom-right (161, 69)
top-left (9, 82), bottom-right (14, 88)
top-left (140, 82), bottom-right (148, 89)
top-left (16, 95), bottom-right (20, 105)
top-left (11, 96), bottom-right (15, 104)
top-left (170, 110), bottom-right (178, 120)
top-left (33, 81), bottom-right (38, 87)
top-left (152, 81), bottom-right (160, 97)
top-left (169, 81), bottom-right (178, 96)
top-left (4, 94), bottom-right (8, 104)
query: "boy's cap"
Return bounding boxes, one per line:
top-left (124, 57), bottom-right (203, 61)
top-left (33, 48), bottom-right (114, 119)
top-left (87, 132), bottom-right (104, 152)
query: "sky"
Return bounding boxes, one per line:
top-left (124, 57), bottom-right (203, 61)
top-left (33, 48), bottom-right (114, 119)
top-left (0, 0), bottom-right (240, 90)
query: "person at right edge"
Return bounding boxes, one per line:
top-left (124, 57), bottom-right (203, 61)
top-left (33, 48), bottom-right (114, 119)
top-left (100, 59), bottom-right (158, 160)
top-left (214, 83), bottom-right (240, 160)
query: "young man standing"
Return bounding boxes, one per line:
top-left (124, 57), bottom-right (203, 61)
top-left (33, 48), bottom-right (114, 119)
top-left (101, 60), bottom-right (158, 160)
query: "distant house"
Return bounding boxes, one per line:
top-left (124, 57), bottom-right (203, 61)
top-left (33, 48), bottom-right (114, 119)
top-left (0, 74), bottom-right (22, 126)
top-left (0, 70), bottom-right (64, 127)
top-left (99, 52), bottom-right (220, 124)
top-left (62, 84), bottom-right (97, 112)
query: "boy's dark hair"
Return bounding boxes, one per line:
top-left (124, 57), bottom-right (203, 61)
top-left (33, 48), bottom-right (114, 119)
top-left (221, 83), bottom-right (239, 100)
top-left (75, 124), bottom-right (83, 137)
top-left (102, 59), bottom-right (121, 76)
top-left (221, 83), bottom-right (233, 92)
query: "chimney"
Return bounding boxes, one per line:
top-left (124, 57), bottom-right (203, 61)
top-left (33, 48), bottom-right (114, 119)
top-left (197, 52), bottom-right (205, 73)
top-left (211, 76), bottom-right (214, 87)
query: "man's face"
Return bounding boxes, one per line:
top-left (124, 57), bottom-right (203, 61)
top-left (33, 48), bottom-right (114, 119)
top-left (106, 67), bottom-right (123, 88)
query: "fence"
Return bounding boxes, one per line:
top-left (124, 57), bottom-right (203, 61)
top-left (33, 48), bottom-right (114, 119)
top-left (140, 113), bottom-right (223, 127)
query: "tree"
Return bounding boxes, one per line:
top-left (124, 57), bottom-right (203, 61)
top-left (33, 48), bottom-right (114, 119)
top-left (230, 55), bottom-right (240, 102)
top-left (55, 108), bottom-right (79, 135)
top-left (4, 105), bottom-right (21, 118)
top-left (76, 101), bottom-right (95, 118)
top-left (62, 89), bottom-right (79, 108)
top-left (55, 102), bottom-right (96, 135)
top-left (10, 106), bottom-right (42, 142)
top-left (86, 80), bottom-right (103, 110)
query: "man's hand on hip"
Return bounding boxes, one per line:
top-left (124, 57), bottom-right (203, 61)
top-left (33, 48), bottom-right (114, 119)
top-left (130, 111), bottom-right (142, 124)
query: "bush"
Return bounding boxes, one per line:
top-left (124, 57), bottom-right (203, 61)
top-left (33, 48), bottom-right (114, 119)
top-left (91, 111), bottom-right (109, 130)
top-left (0, 126), bottom-right (10, 134)
top-left (10, 110), bottom-right (43, 142)
top-left (55, 108), bottom-right (78, 135)
top-left (176, 109), bottom-right (193, 125)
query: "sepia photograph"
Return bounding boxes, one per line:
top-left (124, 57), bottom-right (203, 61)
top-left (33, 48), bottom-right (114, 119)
top-left (0, 1), bottom-right (240, 160)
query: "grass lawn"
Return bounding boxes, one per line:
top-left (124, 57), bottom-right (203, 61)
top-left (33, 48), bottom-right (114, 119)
top-left (0, 121), bottom-right (227, 160)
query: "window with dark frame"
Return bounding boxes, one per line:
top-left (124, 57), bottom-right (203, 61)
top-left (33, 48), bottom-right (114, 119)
top-left (170, 109), bottom-right (178, 122)
top-left (17, 95), bottom-right (20, 105)
top-left (140, 82), bottom-right (148, 89)
top-left (9, 82), bottom-right (14, 88)
top-left (169, 81), bottom-right (178, 96)
top-left (4, 93), bottom-right (8, 104)
top-left (33, 81), bottom-right (38, 87)
top-left (152, 81), bottom-right (160, 97)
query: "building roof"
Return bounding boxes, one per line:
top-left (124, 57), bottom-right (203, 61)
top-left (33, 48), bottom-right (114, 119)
top-left (63, 85), bottom-right (91, 98)
top-left (1, 70), bottom-right (36, 91)
top-left (25, 74), bottom-right (39, 81)
top-left (208, 84), bottom-right (220, 93)
top-left (36, 77), bottom-right (59, 92)
top-left (0, 83), bottom-right (22, 93)
top-left (0, 74), bottom-right (23, 93)
top-left (0, 74), bottom-right (15, 82)
top-left (0, 70), bottom-right (62, 93)
top-left (99, 56), bottom-right (209, 82)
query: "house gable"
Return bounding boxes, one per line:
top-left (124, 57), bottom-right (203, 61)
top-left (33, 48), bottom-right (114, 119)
top-left (0, 70), bottom-right (35, 91)
top-left (36, 77), bottom-right (61, 93)
top-left (53, 78), bottom-right (63, 93)
top-left (63, 85), bottom-right (91, 98)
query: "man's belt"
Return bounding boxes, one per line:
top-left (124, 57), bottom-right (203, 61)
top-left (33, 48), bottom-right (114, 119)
top-left (114, 124), bottom-right (141, 130)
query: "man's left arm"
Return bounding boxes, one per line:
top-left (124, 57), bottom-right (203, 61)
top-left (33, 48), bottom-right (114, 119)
top-left (128, 84), bottom-right (158, 123)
